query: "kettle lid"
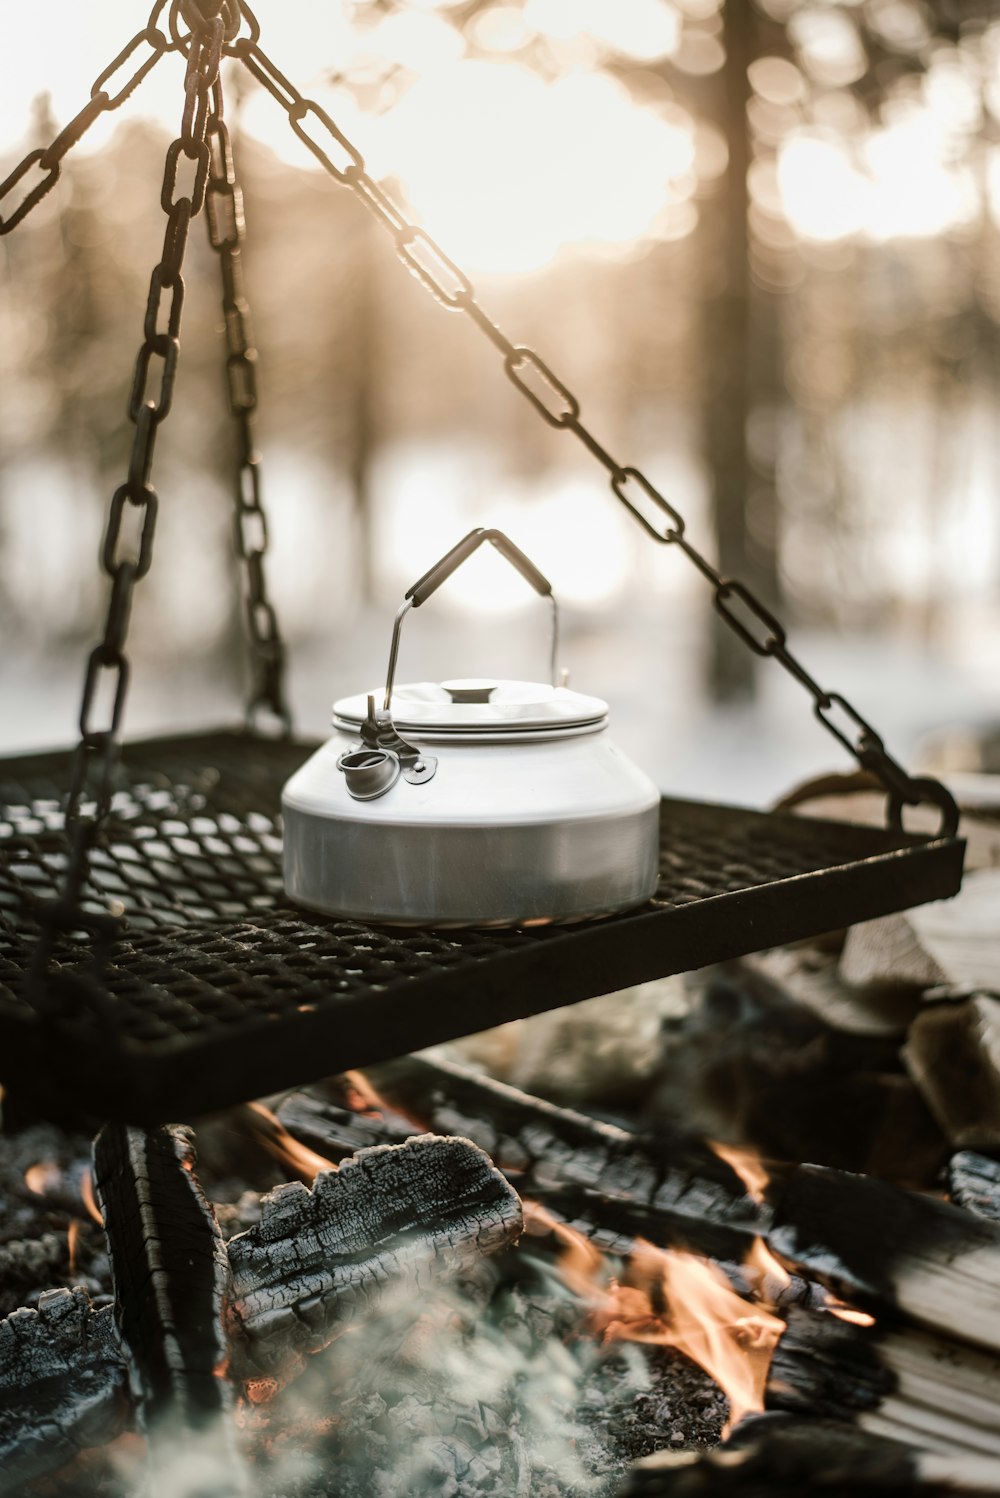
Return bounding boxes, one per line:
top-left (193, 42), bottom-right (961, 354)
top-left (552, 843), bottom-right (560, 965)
top-left (333, 679), bottom-right (608, 738)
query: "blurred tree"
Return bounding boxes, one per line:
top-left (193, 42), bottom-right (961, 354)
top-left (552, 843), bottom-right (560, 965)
top-left (325, 0), bottom-right (1000, 696)
top-left (2, 0), bottom-right (999, 716)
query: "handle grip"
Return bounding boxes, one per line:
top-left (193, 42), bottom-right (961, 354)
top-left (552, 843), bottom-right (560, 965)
top-left (406, 528), bottom-right (552, 607)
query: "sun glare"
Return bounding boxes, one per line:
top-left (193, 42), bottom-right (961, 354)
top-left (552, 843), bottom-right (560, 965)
top-left (379, 61), bottom-right (693, 273)
top-left (2, 1), bottom-right (985, 267)
top-left (777, 108), bottom-right (978, 244)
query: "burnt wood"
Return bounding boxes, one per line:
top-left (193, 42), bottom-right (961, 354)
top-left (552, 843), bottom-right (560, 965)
top-left (767, 1165), bottom-right (1000, 1353)
top-left (0, 1132), bottom-right (520, 1488)
top-left (272, 1088), bottom-right (418, 1163)
top-left (948, 1152), bottom-right (1000, 1222)
top-left (93, 1122), bottom-right (246, 1496)
top-left (616, 1414), bottom-right (1000, 1495)
top-left (368, 1053), bottom-right (767, 1251)
top-left (768, 1308), bottom-right (1000, 1460)
top-left (0, 1287), bottom-right (128, 1490)
top-left (0, 731), bottom-right (965, 1124)
top-left (227, 1133), bottom-right (523, 1389)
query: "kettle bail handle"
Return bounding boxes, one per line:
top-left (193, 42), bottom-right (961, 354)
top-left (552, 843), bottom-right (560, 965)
top-left (406, 527), bottom-right (552, 606)
top-left (385, 528), bottom-right (560, 711)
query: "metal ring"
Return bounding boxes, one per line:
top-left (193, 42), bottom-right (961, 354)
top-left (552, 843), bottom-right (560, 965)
top-left (886, 777), bottom-right (960, 839)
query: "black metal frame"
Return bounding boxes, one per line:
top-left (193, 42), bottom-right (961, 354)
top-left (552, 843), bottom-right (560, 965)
top-left (0, 731), bottom-right (964, 1124)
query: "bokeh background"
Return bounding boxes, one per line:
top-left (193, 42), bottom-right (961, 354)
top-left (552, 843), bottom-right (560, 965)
top-left (2, 0), bottom-right (999, 803)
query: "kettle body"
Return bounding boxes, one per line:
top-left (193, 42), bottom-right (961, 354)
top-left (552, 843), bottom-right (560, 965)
top-left (282, 679), bottom-right (660, 927)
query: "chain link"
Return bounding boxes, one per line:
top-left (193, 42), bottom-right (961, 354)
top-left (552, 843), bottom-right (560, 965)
top-left (234, 13), bottom-right (958, 836)
top-left (204, 79), bottom-right (290, 733)
top-left (24, 7), bottom-right (226, 1009)
top-left (0, 2), bottom-right (174, 236)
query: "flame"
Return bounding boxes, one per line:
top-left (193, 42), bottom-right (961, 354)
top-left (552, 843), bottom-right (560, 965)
top-left (743, 1236), bottom-right (792, 1297)
top-left (825, 1298), bottom-right (876, 1328)
top-left (243, 1102), bottom-right (339, 1185)
top-left (67, 1219), bottom-right (81, 1276)
top-left (24, 1161), bottom-right (60, 1196)
top-left (341, 1070), bottom-right (388, 1118)
top-left (80, 1170), bottom-right (103, 1226)
top-left (526, 1203), bottom-right (784, 1434)
top-left (709, 1142), bottom-right (770, 1205)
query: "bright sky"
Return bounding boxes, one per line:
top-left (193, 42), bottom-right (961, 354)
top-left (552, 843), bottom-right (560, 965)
top-left (3, 0), bottom-right (991, 274)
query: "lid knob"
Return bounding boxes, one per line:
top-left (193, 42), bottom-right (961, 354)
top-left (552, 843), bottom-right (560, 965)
top-left (442, 679), bottom-right (497, 705)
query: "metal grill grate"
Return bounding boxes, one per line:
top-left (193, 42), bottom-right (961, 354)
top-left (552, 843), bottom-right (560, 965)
top-left (0, 732), bottom-right (964, 1123)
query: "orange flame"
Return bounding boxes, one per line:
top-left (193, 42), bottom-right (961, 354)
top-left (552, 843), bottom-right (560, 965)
top-left (709, 1142), bottom-right (770, 1205)
top-left (826, 1298), bottom-right (876, 1327)
top-left (243, 1102), bottom-right (339, 1185)
top-left (525, 1204), bottom-right (784, 1434)
top-left (24, 1161), bottom-right (60, 1196)
top-left (67, 1219), bottom-right (81, 1276)
top-left (743, 1236), bottom-right (792, 1298)
top-left (341, 1070), bottom-right (389, 1118)
top-left (80, 1170), bottom-right (103, 1226)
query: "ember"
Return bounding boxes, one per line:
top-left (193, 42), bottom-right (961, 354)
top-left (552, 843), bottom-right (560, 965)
top-left (240, 1102), bottom-right (340, 1184)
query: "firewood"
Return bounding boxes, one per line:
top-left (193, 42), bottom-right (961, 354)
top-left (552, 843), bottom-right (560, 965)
top-left (0, 1286), bottom-right (128, 1489)
top-left (93, 1122), bottom-right (247, 1497)
top-left (281, 1069), bottom-right (766, 1264)
top-left (949, 1152), bottom-right (1000, 1221)
top-left (769, 1307), bottom-right (1000, 1460)
top-left (615, 1413), bottom-right (1000, 1494)
top-left (907, 870), bottom-right (1000, 994)
top-left (274, 1088), bottom-right (417, 1164)
top-left (745, 946), bottom-right (922, 1036)
top-left (454, 977), bottom-right (689, 1110)
top-left (226, 1134), bottom-right (523, 1389)
top-left (840, 914), bottom-right (948, 991)
top-left (644, 962), bottom-right (947, 1183)
top-left (767, 1164), bottom-right (1000, 1353)
top-left (841, 871), bottom-right (1000, 997)
top-left (367, 1054), bottom-right (764, 1240)
top-left (904, 996), bottom-right (1000, 1151)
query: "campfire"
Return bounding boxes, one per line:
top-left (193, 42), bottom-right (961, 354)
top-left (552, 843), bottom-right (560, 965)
top-left (0, 770), bottom-right (998, 1498)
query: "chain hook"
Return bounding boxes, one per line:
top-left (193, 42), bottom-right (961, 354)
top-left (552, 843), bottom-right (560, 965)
top-left (173, 0), bottom-right (242, 48)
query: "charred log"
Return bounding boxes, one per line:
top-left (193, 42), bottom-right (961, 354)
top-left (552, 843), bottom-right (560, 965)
top-left (93, 1123), bottom-right (245, 1497)
top-left (615, 1414), bottom-right (1000, 1495)
top-left (363, 1055), bottom-right (765, 1244)
top-left (268, 1089), bottom-right (415, 1165)
top-left (768, 1307), bottom-right (1000, 1459)
top-left (0, 1286), bottom-right (128, 1489)
top-left (226, 1133), bottom-right (523, 1389)
top-left (948, 1152), bottom-right (1000, 1222)
top-left (767, 1165), bottom-right (1000, 1352)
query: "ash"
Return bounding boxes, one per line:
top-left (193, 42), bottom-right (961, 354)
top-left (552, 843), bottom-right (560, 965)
top-left (242, 1260), bottom-right (724, 1498)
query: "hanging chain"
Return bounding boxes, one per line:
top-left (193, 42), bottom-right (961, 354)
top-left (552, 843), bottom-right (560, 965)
top-left (229, 7), bottom-right (957, 837)
top-left (27, 8), bottom-right (227, 1007)
top-left (204, 78), bottom-right (289, 733)
top-left (0, 2), bottom-right (178, 235)
top-left (3, 0), bottom-right (958, 839)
